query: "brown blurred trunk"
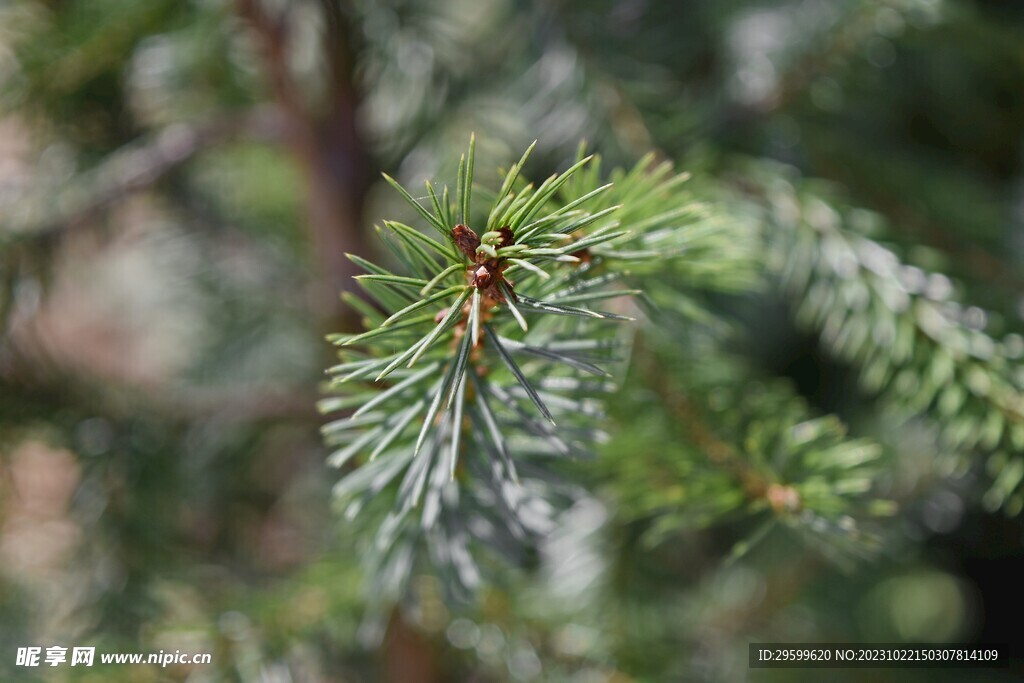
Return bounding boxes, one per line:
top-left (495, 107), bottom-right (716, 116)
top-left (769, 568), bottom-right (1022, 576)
top-left (237, 4), bottom-right (444, 683)
top-left (297, 120), bottom-right (372, 327)
top-left (383, 610), bottom-right (442, 683)
top-left (237, 0), bottom-right (373, 329)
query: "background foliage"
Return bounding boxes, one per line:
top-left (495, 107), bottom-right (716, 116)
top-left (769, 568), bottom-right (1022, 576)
top-left (0, 0), bottom-right (1022, 681)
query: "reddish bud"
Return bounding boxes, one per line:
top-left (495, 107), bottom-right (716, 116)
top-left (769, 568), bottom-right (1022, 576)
top-left (495, 226), bottom-right (515, 248)
top-left (472, 265), bottom-right (492, 289)
top-left (452, 224), bottom-right (481, 259)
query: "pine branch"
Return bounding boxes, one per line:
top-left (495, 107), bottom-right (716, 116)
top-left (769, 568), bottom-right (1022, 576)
top-left (322, 137), bottom-right (685, 604)
top-left (748, 164), bottom-right (1024, 513)
top-left (553, 147), bottom-right (760, 309)
top-left (604, 326), bottom-right (894, 565)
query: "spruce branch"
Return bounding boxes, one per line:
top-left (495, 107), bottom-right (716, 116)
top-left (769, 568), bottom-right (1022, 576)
top-left (747, 163), bottom-right (1024, 513)
top-left (604, 325), bottom-right (895, 566)
top-left (553, 146), bottom-right (761, 310)
top-left (322, 137), bottom-right (710, 604)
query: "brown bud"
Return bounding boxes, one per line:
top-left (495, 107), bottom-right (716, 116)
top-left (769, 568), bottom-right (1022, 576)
top-left (570, 247), bottom-right (592, 264)
top-left (472, 265), bottom-right (492, 289)
top-left (766, 484), bottom-right (801, 514)
top-left (496, 226), bottom-right (515, 248)
top-left (452, 224), bottom-right (481, 259)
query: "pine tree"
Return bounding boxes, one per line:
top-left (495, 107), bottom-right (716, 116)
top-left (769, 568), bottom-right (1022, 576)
top-left (0, 1), bottom-right (1022, 681)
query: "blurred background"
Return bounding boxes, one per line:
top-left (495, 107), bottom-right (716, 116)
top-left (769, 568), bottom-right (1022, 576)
top-left (0, 0), bottom-right (1023, 681)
